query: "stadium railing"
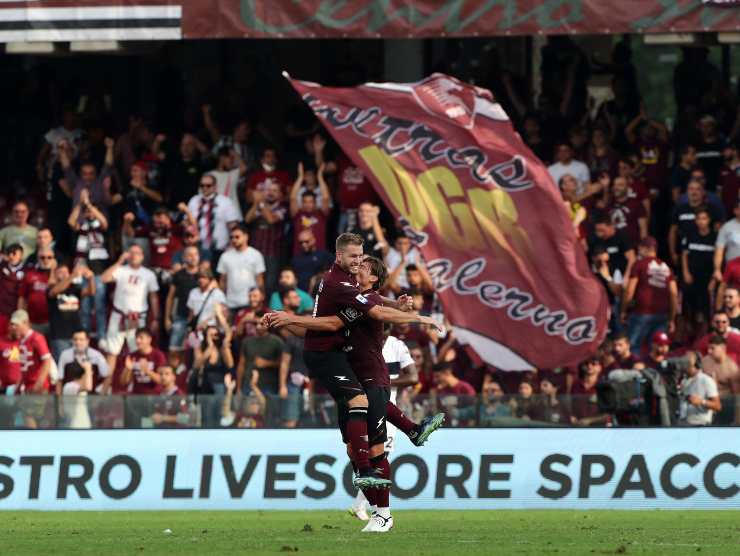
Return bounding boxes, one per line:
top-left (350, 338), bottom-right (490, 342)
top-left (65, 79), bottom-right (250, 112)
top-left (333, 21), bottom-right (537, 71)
top-left (0, 393), bottom-right (737, 429)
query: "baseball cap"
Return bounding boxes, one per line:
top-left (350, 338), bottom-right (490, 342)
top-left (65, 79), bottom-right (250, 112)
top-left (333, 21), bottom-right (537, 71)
top-left (9, 309), bottom-right (29, 325)
top-left (652, 331), bottom-right (671, 346)
top-left (639, 236), bottom-right (657, 250)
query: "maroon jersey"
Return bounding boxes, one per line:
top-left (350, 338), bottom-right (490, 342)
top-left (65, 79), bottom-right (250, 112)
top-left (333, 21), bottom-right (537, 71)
top-left (0, 262), bottom-right (24, 315)
top-left (153, 386), bottom-right (188, 428)
top-left (0, 336), bottom-right (21, 390)
top-left (129, 348), bottom-right (166, 394)
top-left (346, 289), bottom-right (389, 387)
top-left (140, 224), bottom-right (183, 270)
top-left (20, 268), bottom-right (51, 324)
top-left (304, 263), bottom-right (378, 352)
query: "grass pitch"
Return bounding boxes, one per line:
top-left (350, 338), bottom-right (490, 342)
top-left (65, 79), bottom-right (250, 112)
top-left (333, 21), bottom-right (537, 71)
top-left (0, 510), bottom-right (738, 555)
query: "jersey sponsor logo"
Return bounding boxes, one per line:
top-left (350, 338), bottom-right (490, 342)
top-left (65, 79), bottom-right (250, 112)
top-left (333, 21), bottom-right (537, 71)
top-left (355, 294), bottom-right (368, 304)
top-left (334, 375), bottom-right (349, 381)
top-left (340, 281), bottom-right (356, 287)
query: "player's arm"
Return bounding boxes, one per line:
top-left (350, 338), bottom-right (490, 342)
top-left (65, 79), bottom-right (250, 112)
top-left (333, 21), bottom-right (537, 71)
top-left (379, 294), bottom-right (413, 312)
top-left (392, 362), bottom-right (419, 388)
top-left (367, 305), bottom-right (443, 332)
top-left (269, 312), bottom-right (345, 332)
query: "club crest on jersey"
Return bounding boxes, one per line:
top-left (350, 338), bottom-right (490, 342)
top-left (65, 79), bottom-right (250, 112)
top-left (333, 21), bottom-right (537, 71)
top-left (343, 307), bottom-right (360, 321)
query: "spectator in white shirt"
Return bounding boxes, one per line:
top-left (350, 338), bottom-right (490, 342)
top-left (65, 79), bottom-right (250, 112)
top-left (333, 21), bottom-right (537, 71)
top-left (209, 146), bottom-right (247, 211)
top-left (680, 352), bottom-right (722, 426)
top-left (385, 235), bottom-right (421, 291)
top-left (187, 174), bottom-right (241, 260)
top-left (187, 268), bottom-right (227, 330)
top-left (548, 142), bottom-right (591, 196)
top-left (216, 222), bottom-right (265, 311)
top-left (56, 330), bottom-right (110, 395)
top-left (61, 356), bottom-right (93, 429)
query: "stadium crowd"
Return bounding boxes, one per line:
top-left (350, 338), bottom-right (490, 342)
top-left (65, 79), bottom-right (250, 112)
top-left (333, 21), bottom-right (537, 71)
top-left (0, 40), bottom-right (739, 429)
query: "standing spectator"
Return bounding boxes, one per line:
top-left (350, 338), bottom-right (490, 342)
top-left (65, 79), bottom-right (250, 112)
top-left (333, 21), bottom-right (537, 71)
top-left (625, 109), bottom-right (670, 200)
top-left (720, 287), bottom-right (740, 329)
top-left (236, 316), bottom-right (285, 399)
top-left (233, 288), bottom-right (267, 341)
top-left (120, 328), bottom-right (166, 395)
top-left (335, 152), bottom-right (379, 233)
top-left (245, 180), bottom-right (286, 294)
top-left (59, 137), bottom-right (114, 211)
top-left (18, 247), bottom-right (55, 335)
top-left (217, 222), bottom-right (265, 312)
top-left (46, 263), bottom-right (95, 362)
top-left (671, 145), bottom-right (698, 201)
top-left (100, 245), bottom-right (160, 372)
top-left (608, 176), bottom-right (648, 245)
top-left (150, 365), bottom-right (189, 428)
top-left (245, 147), bottom-right (291, 204)
top-left (622, 236), bottom-right (678, 352)
top-left (68, 189), bottom-right (109, 340)
top-left (713, 198), bottom-right (740, 284)
top-left (24, 228), bottom-right (59, 268)
top-left (56, 330), bottom-right (109, 395)
top-left (695, 311), bottom-right (740, 364)
top-left (682, 207), bottom-right (717, 338)
top-left (588, 215), bottom-right (635, 278)
top-left (165, 246), bottom-right (200, 356)
top-left (670, 179), bottom-right (724, 267)
top-left (171, 225), bottom-right (211, 270)
top-left (0, 201), bottom-right (37, 261)
top-left (187, 174), bottom-right (241, 261)
top-left (642, 331), bottom-right (672, 371)
top-left (117, 161), bottom-right (164, 228)
top-left (210, 147), bottom-right (247, 211)
top-left (570, 358), bottom-right (609, 426)
top-left (11, 309), bottom-right (52, 414)
top-left (606, 333), bottom-right (644, 371)
top-left (701, 336), bottom-right (740, 425)
top-left (385, 235), bottom-right (422, 292)
top-left (432, 362), bottom-right (475, 396)
top-left (547, 142), bottom-right (590, 195)
top-left (695, 115), bottom-right (726, 190)
top-left (291, 230), bottom-right (333, 293)
top-left (36, 109), bottom-right (82, 182)
top-left (202, 105), bottom-right (259, 169)
top-left (290, 162), bottom-right (332, 213)
top-left (586, 126), bottom-right (618, 179)
top-left (0, 244), bottom-right (26, 335)
top-left (186, 269), bottom-right (227, 330)
top-left (268, 268), bottom-right (314, 313)
top-left (60, 356), bottom-right (93, 429)
top-left (679, 352), bottom-right (721, 426)
top-left (279, 333), bottom-right (308, 429)
top-left (718, 143), bottom-right (740, 217)
top-left (350, 203), bottom-right (389, 260)
top-left (161, 133), bottom-right (208, 209)
top-left (192, 325), bottom-right (234, 426)
top-left (290, 163), bottom-right (330, 253)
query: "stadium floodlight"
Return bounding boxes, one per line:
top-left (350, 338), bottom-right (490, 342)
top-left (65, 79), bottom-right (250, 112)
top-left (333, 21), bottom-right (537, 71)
top-left (5, 41), bottom-right (56, 54)
top-left (70, 41), bottom-right (121, 52)
top-left (718, 32), bottom-right (740, 44)
top-left (643, 33), bottom-right (696, 45)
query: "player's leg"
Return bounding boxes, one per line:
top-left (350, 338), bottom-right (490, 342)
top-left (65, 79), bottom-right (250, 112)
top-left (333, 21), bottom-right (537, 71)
top-left (362, 387), bottom-right (393, 533)
top-left (386, 401), bottom-right (445, 446)
top-left (347, 444), bottom-right (375, 520)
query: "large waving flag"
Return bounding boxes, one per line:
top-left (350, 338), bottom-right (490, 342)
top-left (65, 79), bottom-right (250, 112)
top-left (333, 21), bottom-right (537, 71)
top-left (288, 73), bottom-right (608, 370)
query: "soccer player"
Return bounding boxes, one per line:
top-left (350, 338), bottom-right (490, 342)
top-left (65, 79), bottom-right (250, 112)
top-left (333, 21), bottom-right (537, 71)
top-left (267, 233), bottom-right (441, 490)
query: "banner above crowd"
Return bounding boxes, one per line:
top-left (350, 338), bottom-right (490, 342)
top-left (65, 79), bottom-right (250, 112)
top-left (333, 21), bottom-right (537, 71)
top-left (0, 1), bottom-right (738, 42)
top-left (289, 73), bottom-right (608, 370)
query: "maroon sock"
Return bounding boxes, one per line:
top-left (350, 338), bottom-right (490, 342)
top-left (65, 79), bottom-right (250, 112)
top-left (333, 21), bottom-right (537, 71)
top-left (386, 401), bottom-right (417, 436)
top-left (346, 407), bottom-right (370, 470)
top-left (371, 455), bottom-right (391, 508)
top-left (362, 486), bottom-right (377, 506)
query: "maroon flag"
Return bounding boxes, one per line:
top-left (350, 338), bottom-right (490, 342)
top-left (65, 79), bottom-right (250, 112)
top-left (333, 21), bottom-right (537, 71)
top-left (289, 73), bottom-right (608, 370)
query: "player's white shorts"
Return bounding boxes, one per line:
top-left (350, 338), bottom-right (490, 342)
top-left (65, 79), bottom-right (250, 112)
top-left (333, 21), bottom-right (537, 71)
top-left (100, 311), bottom-right (146, 356)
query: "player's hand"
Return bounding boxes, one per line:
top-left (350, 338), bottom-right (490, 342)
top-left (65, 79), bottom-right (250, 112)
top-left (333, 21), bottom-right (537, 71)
top-left (421, 316), bottom-right (445, 335)
top-left (279, 385), bottom-right (288, 399)
top-left (397, 294), bottom-right (414, 312)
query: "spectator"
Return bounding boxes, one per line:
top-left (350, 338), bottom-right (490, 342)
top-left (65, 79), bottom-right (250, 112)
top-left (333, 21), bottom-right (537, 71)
top-left (478, 379), bottom-right (512, 425)
top-left (290, 162), bottom-right (332, 213)
top-left (432, 362), bottom-right (475, 396)
top-left (165, 246), bottom-right (200, 355)
top-left (171, 225), bottom-right (211, 270)
top-left (570, 358), bottom-right (609, 426)
top-left (216, 222), bottom-right (265, 312)
top-left (59, 137), bottom-right (114, 211)
top-left (559, 174), bottom-right (588, 235)
top-left (510, 380), bottom-right (537, 420)
top-left (0, 244), bottom-right (26, 335)
top-left (68, 189), bottom-right (109, 340)
top-left (606, 333), bottom-right (644, 371)
top-left (701, 335), bottom-right (739, 425)
top-left (202, 105), bottom-right (260, 169)
top-left (350, 203), bottom-right (389, 260)
top-left (588, 214), bottom-right (635, 278)
top-left (161, 133), bottom-right (209, 209)
top-left (10, 309), bottom-right (52, 428)
top-left (591, 247), bottom-right (623, 330)
top-left (719, 142), bottom-right (740, 217)
top-left (56, 330), bottom-right (109, 395)
top-left (291, 229), bottom-right (333, 293)
top-left (642, 331), bottom-right (672, 370)
top-left (671, 144), bottom-right (698, 201)
top-left (720, 287), bottom-right (740, 329)
top-left (36, 109), bottom-right (82, 182)
top-left (60, 356), bottom-right (93, 429)
top-left (0, 331), bottom-right (21, 396)
top-left (670, 179), bottom-right (723, 267)
top-left (187, 174), bottom-right (241, 260)
top-left (608, 176), bottom-right (647, 245)
top-left (18, 247), bottom-right (56, 335)
top-left (0, 201), bottom-right (37, 261)
top-left (385, 235), bottom-right (421, 291)
top-left (695, 311), bottom-right (740, 363)
top-left (245, 146), bottom-right (291, 204)
top-left (186, 268), bottom-right (227, 330)
top-left (209, 147), bottom-right (247, 211)
top-left (150, 365), bottom-right (190, 428)
top-left (681, 207), bottom-right (716, 338)
top-left (236, 315), bottom-right (285, 400)
top-left (586, 126), bottom-right (618, 178)
top-left (24, 228), bottom-right (58, 267)
top-left (120, 328), bottom-right (166, 395)
top-left (47, 263), bottom-right (95, 362)
top-left (679, 352), bottom-right (721, 426)
top-left (100, 245), bottom-right (160, 372)
top-left (192, 326), bottom-right (234, 427)
top-left (547, 142), bottom-right (590, 195)
top-left (290, 163), bottom-right (330, 253)
top-left (279, 332), bottom-right (308, 429)
top-left (536, 377), bottom-right (571, 425)
top-left (625, 108), bottom-right (670, 199)
top-left (220, 374), bottom-right (265, 428)
top-left (713, 198), bottom-right (740, 284)
top-left (695, 114), bottom-right (726, 189)
top-left (334, 152), bottom-right (379, 233)
top-left (622, 236), bottom-right (678, 352)
top-left (233, 288), bottom-right (267, 341)
top-left (117, 161), bottom-right (163, 226)
top-left (245, 180), bottom-right (287, 294)
top-left (268, 268), bottom-right (314, 313)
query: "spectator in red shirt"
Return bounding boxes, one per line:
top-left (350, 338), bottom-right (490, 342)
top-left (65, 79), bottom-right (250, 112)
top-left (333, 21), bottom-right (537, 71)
top-left (18, 247), bottom-right (56, 336)
top-left (0, 244), bottom-right (25, 335)
top-left (0, 334), bottom-right (21, 395)
top-left (606, 333), bottom-right (644, 371)
top-left (432, 362), bottom-right (476, 396)
top-left (642, 331), bottom-right (672, 370)
top-left (290, 163), bottom-right (330, 254)
top-left (10, 309), bottom-right (53, 397)
top-left (719, 143), bottom-right (740, 217)
top-left (695, 311), bottom-right (740, 364)
top-left (622, 236), bottom-right (678, 353)
top-left (245, 179), bottom-right (287, 294)
top-left (608, 176), bottom-right (648, 245)
top-left (150, 365), bottom-right (189, 428)
top-left (335, 153), bottom-right (379, 233)
top-left (570, 357), bottom-right (609, 426)
top-left (245, 147), bottom-right (290, 205)
top-left (119, 328), bottom-right (166, 395)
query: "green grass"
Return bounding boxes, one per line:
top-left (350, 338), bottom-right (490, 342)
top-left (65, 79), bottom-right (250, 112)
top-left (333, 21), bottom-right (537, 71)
top-left (0, 510), bottom-right (738, 555)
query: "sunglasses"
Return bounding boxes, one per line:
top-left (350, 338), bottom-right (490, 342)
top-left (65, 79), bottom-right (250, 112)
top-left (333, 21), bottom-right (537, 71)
top-left (298, 240), bottom-right (311, 245)
top-left (39, 256), bottom-right (54, 261)
top-left (714, 320), bottom-right (728, 324)
top-left (200, 182), bottom-right (215, 188)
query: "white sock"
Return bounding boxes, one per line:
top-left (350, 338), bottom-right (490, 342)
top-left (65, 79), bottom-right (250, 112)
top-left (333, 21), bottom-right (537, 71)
top-left (354, 489), bottom-right (367, 510)
top-left (377, 507), bottom-right (390, 519)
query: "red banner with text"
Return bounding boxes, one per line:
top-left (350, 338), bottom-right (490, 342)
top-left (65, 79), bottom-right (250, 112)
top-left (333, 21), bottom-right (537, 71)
top-left (289, 74), bottom-right (608, 370)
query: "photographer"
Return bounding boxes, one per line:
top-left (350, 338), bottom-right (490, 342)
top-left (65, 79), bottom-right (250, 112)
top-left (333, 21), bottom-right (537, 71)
top-left (191, 324), bottom-right (234, 427)
top-left (60, 357), bottom-right (93, 429)
top-left (680, 352), bottom-right (721, 426)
